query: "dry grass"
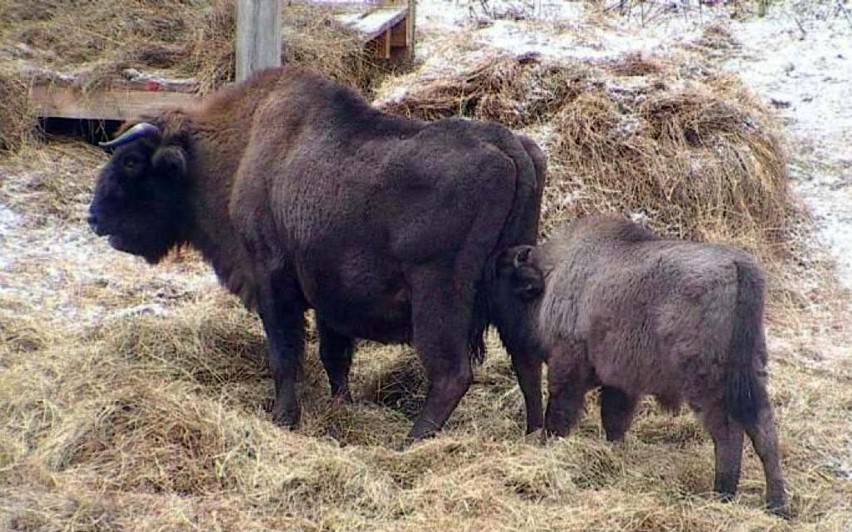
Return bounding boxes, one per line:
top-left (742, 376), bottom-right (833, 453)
top-left (0, 0), bottom-right (382, 93)
top-left (1, 281), bottom-right (850, 530)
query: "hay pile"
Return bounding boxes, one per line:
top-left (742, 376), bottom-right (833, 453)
top-left (378, 52), bottom-right (798, 263)
top-left (0, 66), bottom-right (35, 152)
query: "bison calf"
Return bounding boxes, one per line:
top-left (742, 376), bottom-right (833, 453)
top-left (489, 215), bottom-right (789, 517)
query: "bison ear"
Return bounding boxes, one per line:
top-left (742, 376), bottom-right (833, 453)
top-left (152, 145), bottom-right (187, 178)
top-left (497, 245), bottom-right (536, 276)
top-left (512, 265), bottom-right (545, 300)
top-left (512, 245), bottom-right (535, 268)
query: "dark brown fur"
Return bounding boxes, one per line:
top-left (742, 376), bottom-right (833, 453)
top-left (88, 66), bottom-right (546, 440)
top-left (489, 215), bottom-right (789, 517)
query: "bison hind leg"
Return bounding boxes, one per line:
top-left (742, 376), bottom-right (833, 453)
top-left (699, 400), bottom-right (745, 502)
top-left (743, 393), bottom-right (790, 518)
top-left (404, 264), bottom-right (476, 441)
top-left (600, 386), bottom-right (638, 442)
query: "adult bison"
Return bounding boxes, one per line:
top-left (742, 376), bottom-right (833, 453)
top-left (488, 215), bottom-right (789, 516)
top-left (87, 65), bottom-right (546, 440)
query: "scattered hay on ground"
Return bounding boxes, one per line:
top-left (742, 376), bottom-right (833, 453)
top-left (1, 288), bottom-right (850, 530)
top-left (0, 139), bottom-right (104, 223)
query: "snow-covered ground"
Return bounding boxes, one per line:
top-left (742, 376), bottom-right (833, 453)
top-left (723, 2), bottom-right (852, 287)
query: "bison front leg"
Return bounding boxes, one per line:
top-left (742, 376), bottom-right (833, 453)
top-left (317, 318), bottom-right (354, 402)
top-left (511, 353), bottom-right (544, 434)
top-left (257, 278), bottom-right (306, 429)
top-left (544, 342), bottom-right (591, 437)
top-left (600, 386), bottom-right (638, 442)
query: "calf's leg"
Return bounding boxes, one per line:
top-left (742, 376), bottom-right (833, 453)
top-left (699, 400), bottom-right (745, 502)
top-left (317, 318), bottom-right (354, 402)
top-left (600, 386), bottom-right (638, 442)
top-left (544, 343), bottom-right (591, 437)
top-left (744, 397), bottom-right (790, 518)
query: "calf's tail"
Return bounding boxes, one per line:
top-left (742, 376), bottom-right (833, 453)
top-left (725, 260), bottom-right (767, 427)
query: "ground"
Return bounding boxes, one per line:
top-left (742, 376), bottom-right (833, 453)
top-left (0, 1), bottom-right (850, 530)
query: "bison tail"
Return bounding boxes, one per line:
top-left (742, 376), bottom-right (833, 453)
top-left (472, 134), bottom-right (547, 363)
top-left (725, 260), bottom-right (767, 428)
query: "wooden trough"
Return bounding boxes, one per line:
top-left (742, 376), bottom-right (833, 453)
top-left (28, 0), bottom-right (415, 122)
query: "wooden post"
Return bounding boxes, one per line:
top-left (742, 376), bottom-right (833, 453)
top-left (407, 0), bottom-right (416, 58)
top-left (236, 0), bottom-right (282, 83)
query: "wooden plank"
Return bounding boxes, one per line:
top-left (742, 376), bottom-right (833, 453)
top-left (236, 0), bottom-right (282, 82)
top-left (29, 84), bottom-right (197, 121)
top-left (337, 7), bottom-right (408, 42)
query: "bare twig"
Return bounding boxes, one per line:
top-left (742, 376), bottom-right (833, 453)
top-left (794, 16), bottom-right (807, 40)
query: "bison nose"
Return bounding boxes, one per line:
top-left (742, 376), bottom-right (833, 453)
top-left (87, 213), bottom-right (106, 236)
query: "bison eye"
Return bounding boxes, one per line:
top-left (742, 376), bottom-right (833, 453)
top-left (123, 155), bottom-right (141, 172)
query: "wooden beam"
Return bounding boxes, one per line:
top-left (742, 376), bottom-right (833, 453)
top-left (379, 0), bottom-right (415, 59)
top-left (236, 0), bottom-right (282, 82)
top-left (29, 84), bottom-right (198, 121)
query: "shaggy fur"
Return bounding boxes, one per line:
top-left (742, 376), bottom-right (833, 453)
top-left (88, 65), bottom-right (546, 440)
top-left (489, 215), bottom-right (789, 517)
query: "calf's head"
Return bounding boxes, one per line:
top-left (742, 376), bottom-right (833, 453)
top-left (487, 244), bottom-right (547, 354)
top-left (88, 122), bottom-right (190, 264)
top-left (496, 245), bottom-right (545, 301)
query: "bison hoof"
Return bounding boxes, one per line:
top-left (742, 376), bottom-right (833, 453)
top-left (332, 390), bottom-right (354, 404)
top-left (717, 491), bottom-right (736, 504)
top-left (604, 430), bottom-right (627, 443)
top-left (768, 498), bottom-right (792, 520)
top-left (271, 401), bottom-right (301, 429)
top-left (407, 423), bottom-right (440, 442)
top-left (543, 424), bottom-right (569, 439)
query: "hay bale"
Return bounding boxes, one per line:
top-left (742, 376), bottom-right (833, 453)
top-left (377, 52), bottom-right (798, 261)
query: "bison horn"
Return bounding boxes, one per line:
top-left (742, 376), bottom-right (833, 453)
top-left (99, 122), bottom-right (162, 149)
